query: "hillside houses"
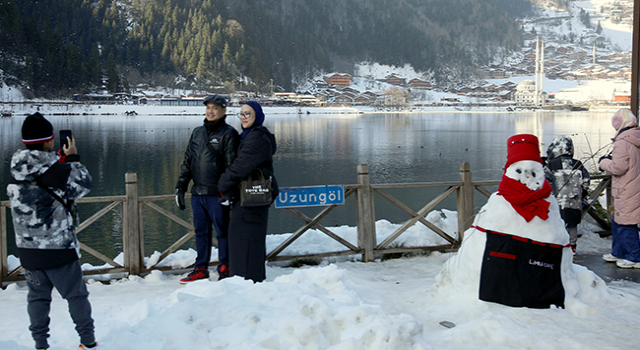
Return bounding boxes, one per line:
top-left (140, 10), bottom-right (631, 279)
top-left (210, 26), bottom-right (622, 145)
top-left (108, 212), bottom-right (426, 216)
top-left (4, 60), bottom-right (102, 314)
top-left (330, 88), bottom-right (379, 106)
top-left (273, 92), bottom-right (323, 106)
top-left (447, 81), bottom-right (517, 102)
top-left (301, 12), bottom-right (632, 108)
top-left (482, 68), bottom-right (507, 79)
top-left (496, 31), bottom-right (631, 84)
top-left (305, 73), bottom-right (440, 106)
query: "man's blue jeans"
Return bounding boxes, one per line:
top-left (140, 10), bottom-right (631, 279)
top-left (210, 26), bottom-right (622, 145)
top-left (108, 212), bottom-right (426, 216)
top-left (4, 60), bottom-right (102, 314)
top-left (191, 194), bottom-right (229, 269)
top-left (611, 217), bottom-right (640, 262)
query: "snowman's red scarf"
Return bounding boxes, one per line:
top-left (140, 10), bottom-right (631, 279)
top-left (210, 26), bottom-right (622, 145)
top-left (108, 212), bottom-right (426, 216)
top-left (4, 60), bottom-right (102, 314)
top-left (497, 175), bottom-right (552, 222)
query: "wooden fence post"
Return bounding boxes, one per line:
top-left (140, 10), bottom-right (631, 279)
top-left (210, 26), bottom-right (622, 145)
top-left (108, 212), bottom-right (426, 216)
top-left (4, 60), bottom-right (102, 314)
top-left (0, 205), bottom-right (7, 285)
top-left (356, 164), bottom-right (376, 262)
top-left (124, 173), bottom-right (143, 275)
top-left (457, 162), bottom-right (474, 242)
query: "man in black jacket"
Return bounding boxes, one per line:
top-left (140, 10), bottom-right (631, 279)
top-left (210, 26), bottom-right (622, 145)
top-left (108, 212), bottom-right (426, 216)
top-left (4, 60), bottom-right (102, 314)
top-left (175, 95), bottom-right (239, 283)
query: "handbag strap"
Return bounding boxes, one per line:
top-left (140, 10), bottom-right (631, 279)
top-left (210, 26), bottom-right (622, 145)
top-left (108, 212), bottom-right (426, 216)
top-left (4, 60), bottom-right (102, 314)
top-left (10, 175), bottom-right (74, 213)
top-left (252, 168), bottom-right (265, 180)
top-left (38, 179), bottom-right (74, 213)
top-left (247, 168), bottom-right (273, 182)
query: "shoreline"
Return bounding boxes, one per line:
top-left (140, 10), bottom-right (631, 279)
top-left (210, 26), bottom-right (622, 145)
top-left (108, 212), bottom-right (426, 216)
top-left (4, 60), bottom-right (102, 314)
top-left (1, 102), bottom-right (624, 117)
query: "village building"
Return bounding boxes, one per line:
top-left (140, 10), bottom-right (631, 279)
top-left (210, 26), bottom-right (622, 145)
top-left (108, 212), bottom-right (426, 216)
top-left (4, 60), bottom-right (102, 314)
top-left (324, 74), bottom-right (351, 87)
top-left (273, 92), bottom-right (322, 106)
top-left (354, 94), bottom-right (374, 105)
top-left (339, 87), bottom-right (361, 95)
top-left (408, 78), bottom-right (432, 89)
top-left (334, 92), bottom-right (356, 104)
top-left (381, 93), bottom-right (407, 106)
top-left (614, 90), bottom-right (631, 103)
top-left (513, 80), bottom-right (547, 105)
top-left (482, 69), bottom-right (507, 79)
top-left (386, 75), bottom-right (406, 86)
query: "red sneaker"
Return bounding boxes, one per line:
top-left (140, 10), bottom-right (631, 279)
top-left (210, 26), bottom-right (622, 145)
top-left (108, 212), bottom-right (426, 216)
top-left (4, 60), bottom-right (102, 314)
top-left (217, 264), bottom-right (229, 281)
top-left (180, 267), bottom-right (210, 284)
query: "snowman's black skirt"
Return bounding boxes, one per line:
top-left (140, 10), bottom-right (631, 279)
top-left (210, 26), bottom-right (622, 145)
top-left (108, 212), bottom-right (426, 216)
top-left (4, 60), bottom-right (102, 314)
top-left (475, 226), bottom-right (566, 309)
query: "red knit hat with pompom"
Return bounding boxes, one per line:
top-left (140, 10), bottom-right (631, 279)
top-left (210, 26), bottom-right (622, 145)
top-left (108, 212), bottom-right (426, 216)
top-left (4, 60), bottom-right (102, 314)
top-left (504, 134), bottom-right (543, 172)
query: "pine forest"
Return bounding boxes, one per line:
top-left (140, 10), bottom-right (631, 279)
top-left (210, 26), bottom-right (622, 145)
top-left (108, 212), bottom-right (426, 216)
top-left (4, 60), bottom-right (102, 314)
top-left (0, 0), bottom-right (529, 98)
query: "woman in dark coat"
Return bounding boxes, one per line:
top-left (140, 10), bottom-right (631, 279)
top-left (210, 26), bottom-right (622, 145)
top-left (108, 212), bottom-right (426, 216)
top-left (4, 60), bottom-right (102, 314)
top-left (218, 101), bottom-right (278, 282)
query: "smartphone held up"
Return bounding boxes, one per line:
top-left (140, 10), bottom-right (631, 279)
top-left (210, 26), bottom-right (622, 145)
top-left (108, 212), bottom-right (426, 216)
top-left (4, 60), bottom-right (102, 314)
top-left (59, 129), bottom-right (72, 155)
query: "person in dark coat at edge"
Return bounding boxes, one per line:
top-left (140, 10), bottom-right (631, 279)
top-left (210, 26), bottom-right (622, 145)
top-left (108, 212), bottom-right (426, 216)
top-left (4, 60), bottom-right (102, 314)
top-left (175, 95), bottom-right (239, 283)
top-left (218, 101), bottom-right (278, 283)
top-left (7, 113), bottom-right (97, 350)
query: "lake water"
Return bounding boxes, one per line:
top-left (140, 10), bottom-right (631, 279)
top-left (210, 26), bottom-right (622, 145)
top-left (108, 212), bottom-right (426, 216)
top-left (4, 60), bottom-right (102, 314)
top-left (0, 110), bottom-right (615, 264)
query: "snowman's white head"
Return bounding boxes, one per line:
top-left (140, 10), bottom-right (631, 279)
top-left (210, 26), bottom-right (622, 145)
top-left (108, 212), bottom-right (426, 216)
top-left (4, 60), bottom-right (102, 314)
top-left (505, 160), bottom-right (545, 191)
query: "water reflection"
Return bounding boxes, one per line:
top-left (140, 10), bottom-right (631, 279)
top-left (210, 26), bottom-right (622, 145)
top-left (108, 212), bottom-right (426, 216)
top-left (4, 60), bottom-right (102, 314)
top-left (1, 110), bottom-right (614, 264)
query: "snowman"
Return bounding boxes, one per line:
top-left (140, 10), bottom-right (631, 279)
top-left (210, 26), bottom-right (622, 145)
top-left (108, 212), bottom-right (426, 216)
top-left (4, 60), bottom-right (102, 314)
top-left (436, 134), bottom-right (605, 310)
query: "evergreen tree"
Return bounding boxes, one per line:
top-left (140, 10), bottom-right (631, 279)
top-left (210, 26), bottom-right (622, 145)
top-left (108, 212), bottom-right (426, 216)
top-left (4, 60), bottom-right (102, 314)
top-left (88, 45), bottom-right (102, 86)
top-left (221, 42), bottom-right (234, 80)
top-left (106, 52), bottom-right (120, 92)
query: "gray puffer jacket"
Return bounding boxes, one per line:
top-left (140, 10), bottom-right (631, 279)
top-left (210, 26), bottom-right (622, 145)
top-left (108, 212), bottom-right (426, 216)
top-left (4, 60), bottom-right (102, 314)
top-left (544, 135), bottom-right (590, 211)
top-left (7, 150), bottom-right (92, 267)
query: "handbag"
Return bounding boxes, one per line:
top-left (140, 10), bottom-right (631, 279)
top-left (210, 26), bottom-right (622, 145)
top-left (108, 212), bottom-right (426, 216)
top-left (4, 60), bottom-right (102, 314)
top-left (240, 168), bottom-right (273, 207)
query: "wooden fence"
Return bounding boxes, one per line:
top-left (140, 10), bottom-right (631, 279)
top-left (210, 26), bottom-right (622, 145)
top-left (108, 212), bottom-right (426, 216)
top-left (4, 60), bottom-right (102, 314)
top-left (0, 163), bottom-right (611, 284)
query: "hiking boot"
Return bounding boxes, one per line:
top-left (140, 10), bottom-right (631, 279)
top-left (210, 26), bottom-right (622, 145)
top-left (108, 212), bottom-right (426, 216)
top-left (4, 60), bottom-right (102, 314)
top-left (217, 264), bottom-right (229, 281)
top-left (79, 342), bottom-right (98, 349)
top-left (616, 259), bottom-right (640, 269)
top-left (179, 267), bottom-right (210, 284)
top-left (602, 253), bottom-right (623, 262)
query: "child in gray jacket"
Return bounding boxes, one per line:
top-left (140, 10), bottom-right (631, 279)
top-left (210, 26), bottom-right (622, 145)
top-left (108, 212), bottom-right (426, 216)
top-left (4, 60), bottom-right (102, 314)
top-left (7, 113), bottom-right (97, 350)
top-left (544, 135), bottom-right (590, 254)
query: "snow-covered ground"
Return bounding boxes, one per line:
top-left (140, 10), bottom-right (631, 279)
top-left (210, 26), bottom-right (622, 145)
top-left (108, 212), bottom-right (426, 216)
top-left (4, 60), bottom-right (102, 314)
top-left (1, 207), bottom-right (639, 350)
top-left (576, 0), bottom-right (634, 50)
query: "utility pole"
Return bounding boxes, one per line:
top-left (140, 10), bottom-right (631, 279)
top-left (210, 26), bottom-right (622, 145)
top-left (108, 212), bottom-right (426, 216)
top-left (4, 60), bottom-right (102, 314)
top-left (540, 38), bottom-right (545, 107)
top-left (535, 37), bottom-right (540, 106)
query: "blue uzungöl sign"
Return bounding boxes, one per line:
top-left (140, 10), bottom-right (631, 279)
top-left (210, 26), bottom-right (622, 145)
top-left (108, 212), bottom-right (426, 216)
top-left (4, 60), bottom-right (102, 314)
top-left (275, 185), bottom-right (345, 208)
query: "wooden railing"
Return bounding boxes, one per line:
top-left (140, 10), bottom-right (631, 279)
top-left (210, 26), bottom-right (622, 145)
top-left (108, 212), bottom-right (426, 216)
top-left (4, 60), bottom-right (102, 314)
top-left (0, 163), bottom-right (611, 284)
top-left (581, 174), bottom-right (612, 232)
